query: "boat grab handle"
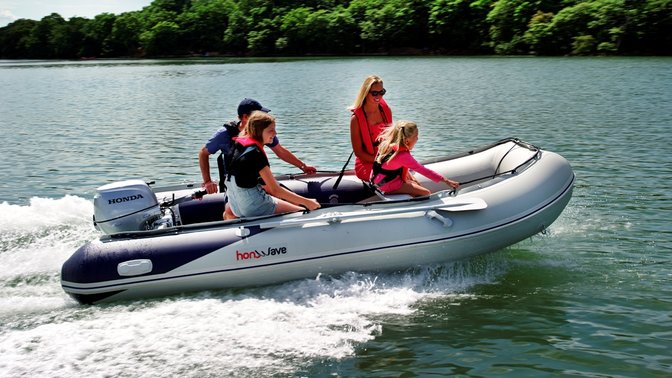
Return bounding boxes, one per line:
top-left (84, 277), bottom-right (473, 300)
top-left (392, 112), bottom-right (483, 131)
top-left (118, 259), bottom-right (153, 276)
top-left (425, 210), bottom-right (453, 227)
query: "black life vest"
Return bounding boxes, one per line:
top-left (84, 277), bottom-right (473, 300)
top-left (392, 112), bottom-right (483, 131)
top-left (225, 136), bottom-right (268, 188)
top-left (216, 121), bottom-right (241, 192)
top-left (370, 151), bottom-right (403, 188)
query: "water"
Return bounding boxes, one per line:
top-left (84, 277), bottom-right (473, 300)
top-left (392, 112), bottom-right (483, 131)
top-left (1, 57), bottom-right (671, 377)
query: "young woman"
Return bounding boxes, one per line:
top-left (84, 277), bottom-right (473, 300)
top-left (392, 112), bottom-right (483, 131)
top-left (349, 75), bottom-right (393, 181)
top-left (224, 111), bottom-right (320, 219)
top-left (371, 120), bottom-right (460, 197)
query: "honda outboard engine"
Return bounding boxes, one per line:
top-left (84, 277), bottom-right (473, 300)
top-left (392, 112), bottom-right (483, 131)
top-left (93, 180), bottom-right (162, 234)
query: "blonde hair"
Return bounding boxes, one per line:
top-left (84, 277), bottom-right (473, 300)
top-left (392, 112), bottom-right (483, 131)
top-left (350, 75), bottom-right (384, 110)
top-left (242, 111), bottom-right (275, 142)
top-left (375, 120), bottom-right (418, 163)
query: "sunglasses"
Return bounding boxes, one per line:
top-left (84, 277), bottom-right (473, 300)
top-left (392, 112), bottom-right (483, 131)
top-left (369, 88), bottom-right (386, 97)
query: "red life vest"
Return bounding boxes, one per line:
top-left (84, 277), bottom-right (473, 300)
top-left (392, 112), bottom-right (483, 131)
top-left (232, 136), bottom-right (267, 157)
top-left (351, 98), bottom-right (392, 180)
top-left (352, 98), bottom-right (392, 155)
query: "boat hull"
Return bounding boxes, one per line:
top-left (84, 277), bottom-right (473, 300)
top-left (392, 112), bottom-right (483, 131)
top-left (61, 139), bottom-right (575, 304)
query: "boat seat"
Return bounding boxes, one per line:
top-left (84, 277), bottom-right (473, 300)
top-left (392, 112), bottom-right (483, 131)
top-left (177, 193), bottom-right (227, 225)
top-left (376, 192), bottom-right (413, 201)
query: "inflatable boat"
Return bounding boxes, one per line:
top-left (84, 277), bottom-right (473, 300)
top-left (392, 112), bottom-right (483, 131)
top-left (61, 138), bottom-right (574, 304)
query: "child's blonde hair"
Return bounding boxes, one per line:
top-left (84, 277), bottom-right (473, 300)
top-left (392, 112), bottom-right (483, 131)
top-left (375, 120), bottom-right (418, 163)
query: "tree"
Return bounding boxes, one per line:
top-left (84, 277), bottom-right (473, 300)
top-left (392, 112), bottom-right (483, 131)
top-left (107, 12), bottom-right (143, 56)
top-left (1, 0), bottom-right (670, 58)
top-left (24, 13), bottom-right (66, 58)
top-left (279, 7), bottom-right (313, 53)
top-left (350, 0), bottom-right (430, 52)
top-left (0, 19), bottom-right (39, 58)
top-left (140, 20), bottom-right (183, 56)
top-left (179, 0), bottom-right (234, 54)
top-left (625, 0), bottom-right (672, 54)
top-left (51, 16), bottom-right (89, 58)
top-left (247, 15), bottom-right (280, 55)
top-left (80, 13), bottom-right (117, 57)
top-left (486, 0), bottom-right (539, 54)
top-left (541, 0), bottom-right (628, 55)
top-left (428, 0), bottom-right (492, 52)
top-left (323, 6), bottom-right (358, 54)
top-left (523, 10), bottom-right (556, 54)
top-left (150, 0), bottom-right (192, 14)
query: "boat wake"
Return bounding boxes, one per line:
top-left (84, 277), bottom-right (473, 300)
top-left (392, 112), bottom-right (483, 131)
top-left (1, 260), bottom-right (510, 377)
top-left (0, 196), bottom-right (98, 316)
top-left (0, 195), bottom-right (554, 378)
top-left (0, 196), bottom-right (97, 274)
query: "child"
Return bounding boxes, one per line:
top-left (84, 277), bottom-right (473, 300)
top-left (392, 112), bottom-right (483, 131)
top-left (224, 111), bottom-right (320, 219)
top-left (371, 120), bottom-right (459, 197)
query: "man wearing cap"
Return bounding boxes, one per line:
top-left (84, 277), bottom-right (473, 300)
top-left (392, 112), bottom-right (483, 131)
top-left (199, 98), bottom-right (317, 194)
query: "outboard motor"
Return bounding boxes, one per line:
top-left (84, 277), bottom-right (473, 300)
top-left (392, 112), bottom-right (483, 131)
top-left (93, 180), bottom-right (162, 234)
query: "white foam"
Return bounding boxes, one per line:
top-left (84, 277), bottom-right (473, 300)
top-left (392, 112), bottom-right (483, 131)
top-left (0, 260), bottom-right (504, 377)
top-left (0, 195), bottom-right (93, 233)
top-left (0, 196), bottom-right (99, 278)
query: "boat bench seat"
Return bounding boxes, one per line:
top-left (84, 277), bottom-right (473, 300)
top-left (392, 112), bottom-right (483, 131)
top-left (376, 193), bottom-right (413, 201)
top-left (177, 193), bottom-right (227, 225)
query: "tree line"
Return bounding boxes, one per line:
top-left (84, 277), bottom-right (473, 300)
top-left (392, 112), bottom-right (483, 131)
top-left (1, 0), bottom-right (670, 59)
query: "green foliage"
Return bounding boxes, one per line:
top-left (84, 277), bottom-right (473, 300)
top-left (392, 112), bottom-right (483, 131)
top-left (532, 0), bottom-right (628, 55)
top-left (571, 34), bottom-right (596, 54)
top-left (626, 0), bottom-right (672, 54)
top-left (355, 0), bottom-right (430, 51)
top-left (140, 20), bottom-right (182, 55)
top-left (107, 12), bottom-right (143, 56)
top-left (428, 0), bottom-right (492, 52)
top-left (0, 19), bottom-right (39, 58)
top-left (150, 0), bottom-right (193, 14)
top-left (246, 17), bottom-right (278, 55)
top-left (223, 5), bottom-right (248, 54)
top-left (326, 6), bottom-right (359, 53)
top-left (523, 11), bottom-right (555, 54)
top-left (0, 0), bottom-right (669, 58)
top-left (179, 0), bottom-right (235, 53)
top-left (279, 7), bottom-right (313, 52)
top-left (486, 0), bottom-right (543, 54)
top-left (79, 13), bottom-right (117, 57)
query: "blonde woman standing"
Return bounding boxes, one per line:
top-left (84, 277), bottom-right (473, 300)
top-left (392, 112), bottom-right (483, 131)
top-left (371, 120), bottom-right (460, 197)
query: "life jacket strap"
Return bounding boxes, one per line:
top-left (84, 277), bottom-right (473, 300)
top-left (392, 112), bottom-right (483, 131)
top-left (370, 152), bottom-right (403, 189)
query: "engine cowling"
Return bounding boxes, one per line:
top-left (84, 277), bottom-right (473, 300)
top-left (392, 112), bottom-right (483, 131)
top-left (93, 180), bottom-right (161, 234)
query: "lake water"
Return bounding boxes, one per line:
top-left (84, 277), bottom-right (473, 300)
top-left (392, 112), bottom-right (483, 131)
top-left (0, 57), bottom-right (670, 377)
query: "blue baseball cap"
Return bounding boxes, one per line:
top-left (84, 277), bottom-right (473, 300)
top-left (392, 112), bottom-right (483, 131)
top-left (237, 98), bottom-right (270, 116)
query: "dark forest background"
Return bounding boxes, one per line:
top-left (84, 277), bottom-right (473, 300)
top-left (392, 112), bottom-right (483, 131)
top-left (1, 0), bottom-right (670, 59)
